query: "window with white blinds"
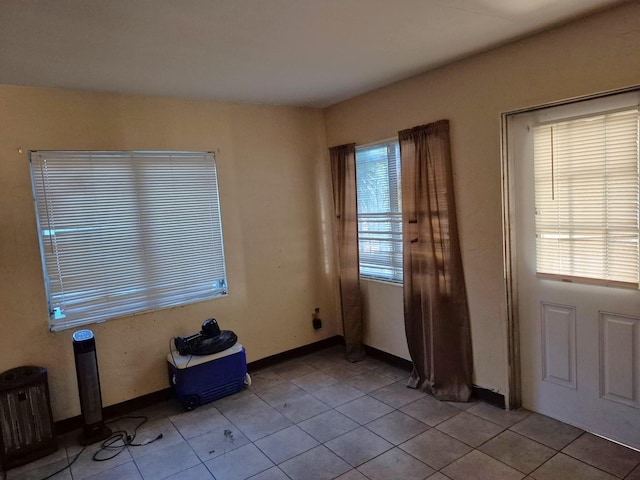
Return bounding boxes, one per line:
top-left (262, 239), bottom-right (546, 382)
top-left (355, 141), bottom-right (403, 282)
top-left (30, 151), bottom-right (228, 331)
top-left (534, 108), bottom-right (640, 286)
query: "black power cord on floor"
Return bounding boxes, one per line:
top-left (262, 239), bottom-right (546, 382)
top-left (25, 415), bottom-right (164, 480)
top-left (39, 445), bottom-right (87, 480)
top-left (92, 415), bottom-right (163, 462)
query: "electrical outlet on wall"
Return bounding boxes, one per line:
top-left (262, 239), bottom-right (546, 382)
top-left (312, 307), bottom-right (322, 329)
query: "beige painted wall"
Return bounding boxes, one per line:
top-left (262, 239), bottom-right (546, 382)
top-left (324, 2), bottom-right (640, 396)
top-left (1, 2), bottom-right (638, 421)
top-left (0, 86), bottom-right (338, 421)
top-left (361, 279), bottom-right (410, 361)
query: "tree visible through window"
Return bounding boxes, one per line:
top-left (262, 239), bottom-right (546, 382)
top-left (30, 151), bottom-right (228, 331)
top-left (356, 141), bottom-right (402, 282)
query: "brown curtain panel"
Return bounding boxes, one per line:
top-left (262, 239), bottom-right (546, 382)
top-left (329, 143), bottom-right (365, 362)
top-left (399, 120), bottom-right (473, 401)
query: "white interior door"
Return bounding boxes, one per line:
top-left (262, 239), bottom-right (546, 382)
top-left (509, 91), bottom-right (640, 450)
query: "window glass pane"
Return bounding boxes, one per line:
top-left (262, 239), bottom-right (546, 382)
top-left (534, 109), bottom-right (639, 285)
top-left (356, 141), bottom-right (403, 282)
top-left (30, 151), bottom-right (228, 331)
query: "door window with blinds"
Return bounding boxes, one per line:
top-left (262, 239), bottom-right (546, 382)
top-left (30, 151), bottom-right (228, 331)
top-left (534, 106), bottom-right (639, 287)
top-left (356, 140), bottom-right (402, 282)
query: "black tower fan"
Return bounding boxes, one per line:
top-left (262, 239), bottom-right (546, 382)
top-left (72, 329), bottom-right (111, 445)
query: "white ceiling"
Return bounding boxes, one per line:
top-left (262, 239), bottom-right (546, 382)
top-left (0, 0), bottom-right (626, 107)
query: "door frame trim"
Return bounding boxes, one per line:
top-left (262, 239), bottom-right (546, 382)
top-left (500, 84), bottom-right (640, 410)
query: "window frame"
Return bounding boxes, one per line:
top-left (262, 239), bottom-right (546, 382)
top-left (355, 139), bottom-right (403, 284)
top-left (528, 95), bottom-right (640, 289)
top-left (30, 150), bottom-right (228, 331)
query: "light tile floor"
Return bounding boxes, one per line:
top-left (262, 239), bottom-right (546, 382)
top-left (5, 346), bottom-right (640, 480)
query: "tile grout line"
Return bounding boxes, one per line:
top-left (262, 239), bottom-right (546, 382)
top-left (306, 380), bottom-right (553, 477)
top-left (559, 431), bottom-right (640, 479)
top-left (243, 368), bottom-right (424, 478)
top-left (50, 349), bottom-right (638, 480)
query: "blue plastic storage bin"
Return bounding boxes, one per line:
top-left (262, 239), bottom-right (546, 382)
top-left (167, 342), bottom-right (248, 410)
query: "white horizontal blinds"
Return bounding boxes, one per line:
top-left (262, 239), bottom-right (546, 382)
top-left (356, 141), bottom-right (403, 282)
top-left (31, 151), bottom-right (227, 331)
top-left (534, 108), bottom-right (640, 286)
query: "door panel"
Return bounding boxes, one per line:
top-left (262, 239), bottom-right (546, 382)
top-left (541, 302), bottom-right (576, 389)
top-left (600, 312), bottom-right (640, 408)
top-left (508, 91), bottom-right (640, 449)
